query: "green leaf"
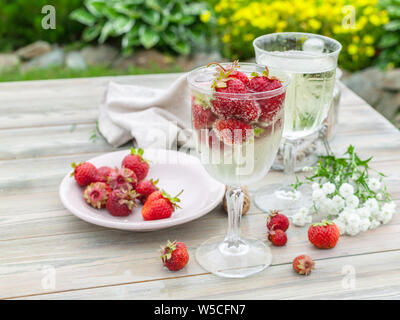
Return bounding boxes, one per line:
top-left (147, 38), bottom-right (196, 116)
top-left (85, 0), bottom-right (106, 17)
top-left (162, 30), bottom-right (179, 46)
top-left (122, 25), bottom-right (140, 49)
top-left (142, 10), bottom-right (161, 25)
top-left (384, 20), bottom-right (400, 31)
top-left (172, 41), bottom-right (190, 55)
top-left (98, 21), bottom-right (113, 44)
top-left (379, 33), bottom-right (400, 48)
top-left (139, 26), bottom-right (160, 49)
top-left (70, 8), bottom-right (96, 26)
top-left (112, 16), bottom-right (135, 35)
top-left (82, 25), bottom-right (101, 41)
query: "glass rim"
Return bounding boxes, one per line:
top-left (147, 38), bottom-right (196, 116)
top-left (253, 32), bottom-right (342, 58)
top-left (187, 62), bottom-right (290, 99)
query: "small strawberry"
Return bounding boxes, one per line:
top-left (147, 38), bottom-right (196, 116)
top-left (293, 255), bottom-right (315, 275)
top-left (83, 182), bottom-right (111, 209)
top-left (142, 190), bottom-right (183, 221)
top-left (192, 102), bottom-right (217, 129)
top-left (213, 119), bottom-right (254, 145)
top-left (249, 67), bottom-right (285, 124)
top-left (308, 220), bottom-right (340, 249)
top-left (268, 229), bottom-right (287, 246)
top-left (160, 240), bottom-right (189, 271)
top-left (107, 167), bottom-right (137, 190)
top-left (95, 166), bottom-right (113, 183)
top-left (71, 162), bottom-right (97, 187)
top-left (267, 210), bottom-right (289, 232)
top-left (106, 187), bottom-right (138, 217)
top-left (136, 179), bottom-right (159, 204)
top-left (122, 147), bottom-right (149, 181)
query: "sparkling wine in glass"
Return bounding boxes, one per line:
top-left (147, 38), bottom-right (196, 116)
top-left (253, 33), bottom-right (341, 213)
top-left (187, 62), bottom-right (289, 278)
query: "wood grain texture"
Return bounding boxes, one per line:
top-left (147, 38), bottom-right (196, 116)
top-left (0, 76), bottom-right (399, 300)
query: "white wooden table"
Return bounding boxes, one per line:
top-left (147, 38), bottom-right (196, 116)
top-left (1, 74), bottom-right (400, 300)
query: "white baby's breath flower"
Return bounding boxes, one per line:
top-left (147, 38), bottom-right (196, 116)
top-left (302, 166), bottom-right (313, 172)
top-left (339, 183), bottom-right (354, 198)
top-left (382, 201), bottom-right (396, 215)
top-left (312, 189), bottom-right (325, 201)
top-left (333, 218), bottom-right (346, 235)
top-left (368, 178), bottom-right (381, 192)
top-left (292, 209), bottom-right (312, 227)
top-left (359, 218), bottom-right (371, 232)
top-left (365, 198), bottom-right (379, 211)
top-left (332, 195), bottom-right (345, 211)
top-left (346, 223), bottom-right (361, 236)
top-left (299, 206), bottom-right (309, 216)
top-left (345, 212), bottom-right (361, 227)
top-left (370, 219), bottom-right (381, 229)
top-left (376, 193), bottom-right (383, 200)
top-left (312, 183), bottom-right (320, 191)
top-left (322, 182), bottom-right (336, 195)
top-left (356, 206), bottom-right (371, 219)
top-left (345, 195), bottom-right (360, 209)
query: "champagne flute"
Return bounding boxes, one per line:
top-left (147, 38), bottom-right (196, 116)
top-left (253, 32), bottom-right (342, 213)
top-left (187, 62), bottom-right (289, 278)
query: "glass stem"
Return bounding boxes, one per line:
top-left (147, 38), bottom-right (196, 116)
top-left (225, 186), bottom-right (243, 247)
top-left (282, 139), bottom-right (297, 190)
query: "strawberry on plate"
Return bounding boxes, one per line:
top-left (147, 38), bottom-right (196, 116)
top-left (83, 182), bottom-right (111, 209)
top-left (136, 179), bottom-right (159, 204)
top-left (142, 190), bottom-right (183, 221)
top-left (161, 240), bottom-right (189, 271)
top-left (106, 187), bottom-right (138, 217)
top-left (122, 147), bottom-right (149, 181)
top-left (95, 166), bottom-right (113, 183)
top-left (71, 162), bottom-right (97, 187)
top-left (107, 167), bottom-right (137, 190)
top-left (308, 220), bottom-right (340, 249)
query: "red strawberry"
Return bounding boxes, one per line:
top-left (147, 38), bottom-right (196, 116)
top-left (83, 182), bottom-right (111, 209)
top-left (136, 179), bottom-right (159, 204)
top-left (293, 255), bottom-right (315, 275)
top-left (95, 166), bottom-right (113, 183)
top-left (213, 119), bottom-right (254, 145)
top-left (267, 210), bottom-right (289, 232)
top-left (192, 102), bottom-right (217, 129)
top-left (71, 162), bottom-right (97, 187)
top-left (161, 240), bottom-right (189, 271)
top-left (107, 167), bottom-right (137, 190)
top-left (142, 190), bottom-right (182, 221)
top-left (249, 67), bottom-right (285, 124)
top-left (122, 148), bottom-right (149, 181)
top-left (230, 70), bottom-right (250, 86)
top-left (106, 187), bottom-right (138, 217)
top-left (268, 229), bottom-right (287, 246)
top-left (308, 220), bottom-right (340, 249)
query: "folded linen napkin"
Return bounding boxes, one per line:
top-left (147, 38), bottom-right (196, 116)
top-left (98, 74), bottom-right (193, 149)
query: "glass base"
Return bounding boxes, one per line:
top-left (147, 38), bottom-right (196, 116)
top-left (254, 184), bottom-right (312, 216)
top-left (195, 236), bottom-right (272, 278)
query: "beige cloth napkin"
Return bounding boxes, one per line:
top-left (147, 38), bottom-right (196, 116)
top-left (98, 74), bottom-right (192, 149)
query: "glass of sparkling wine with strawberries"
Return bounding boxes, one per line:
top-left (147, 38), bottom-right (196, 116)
top-left (187, 62), bottom-right (289, 278)
top-left (253, 33), bottom-right (341, 213)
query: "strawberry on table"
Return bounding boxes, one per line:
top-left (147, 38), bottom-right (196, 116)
top-left (106, 187), bottom-right (138, 217)
top-left (293, 255), bottom-right (315, 275)
top-left (83, 182), bottom-right (111, 209)
top-left (308, 220), bottom-right (340, 249)
top-left (136, 179), bottom-right (159, 204)
top-left (122, 147), bottom-right (149, 181)
top-left (161, 240), bottom-right (189, 271)
top-left (107, 167), bottom-right (137, 190)
top-left (71, 162), bottom-right (97, 187)
top-left (142, 190), bottom-right (183, 221)
top-left (267, 210), bottom-right (289, 232)
top-left (268, 229), bottom-right (287, 246)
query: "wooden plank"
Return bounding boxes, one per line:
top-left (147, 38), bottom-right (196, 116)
top-left (14, 249), bottom-right (400, 300)
top-left (0, 201), bottom-right (399, 299)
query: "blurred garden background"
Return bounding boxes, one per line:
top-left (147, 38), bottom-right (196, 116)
top-left (0, 0), bottom-right (399, 127)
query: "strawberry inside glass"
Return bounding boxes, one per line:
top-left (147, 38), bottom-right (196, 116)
top-left (187, 61), bottom-right (289, 278)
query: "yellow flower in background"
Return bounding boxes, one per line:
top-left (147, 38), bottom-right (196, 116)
top-left (353, 36), bottom-right (360, 43)
top-left (276, 21), bottom-right (287, 32)
top-left (244, 34), bottom-right (254, 42)
top-left (369, 15), bottom-right (381, 26)
top-left (363, 35), bottom-right (374, 44)
top-left (309, 19), bottom-right (321, 30)
top-left (222, 33), bottom-right (230, 43)
top-left (200, 11), bottom-right (211, 23)
top-left (365, 46), bottom-right (375, 57)
top-left (348, 44), bottom-right (358, 55)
